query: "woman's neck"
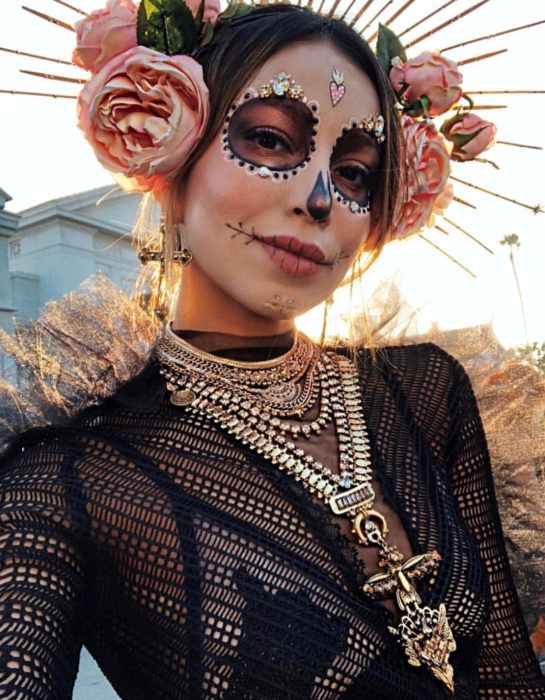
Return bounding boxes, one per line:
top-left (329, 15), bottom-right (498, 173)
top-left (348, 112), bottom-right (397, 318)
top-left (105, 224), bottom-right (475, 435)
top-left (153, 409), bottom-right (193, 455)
top-left (172, 262), bottom-right (295, 338)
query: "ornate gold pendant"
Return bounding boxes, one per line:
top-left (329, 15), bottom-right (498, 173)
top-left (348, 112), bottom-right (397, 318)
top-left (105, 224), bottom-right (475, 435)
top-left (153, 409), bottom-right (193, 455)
top-left (347, 506), bottom-right (456, 693)
top-left (389, 602), bottom-right (456, 693)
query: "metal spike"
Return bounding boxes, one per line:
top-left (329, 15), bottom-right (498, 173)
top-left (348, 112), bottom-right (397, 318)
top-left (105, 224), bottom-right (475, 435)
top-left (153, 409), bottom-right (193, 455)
top-left (404, 0), bottom-right (490, 49)
top-left (457, 49), bottom-right (507, 66)
top-left (327, 0), bottom-right (343, 18)
top-left (362, 0), bottom-right (393, 34)
top-left (0, 46), bottom-right (72, 66)
top-left (496, 140), bottom-right (543, 151)
top-left (443, 217), bottom-right (494, 254)
top-left (0, 89), bottom-right (76, 99)
top-left (451, 176), bottom-right (544, 214)
top-left (367, 0), bottom-right (417, 42)
top-left (465, 90), bottom-right (545, 95)
top-left (441, 19), bottom-right (545, 52)
top-left (419, 234), bottom-right (477, 278)
top-left (19, 69), bottom-right (86, 85)
top-left (50, 0), bottom-right (87, 15)
top-left (397, 0), bottom-right (461, 38)
top-left (22, 6), bottom-right (75, 31)
top-left (452, 196), bottom-right (476, 210)
top-left (455, 104), bottom-right (507, 110)
top-left (339, 0), bottom-right (361, 21)
top-left (348, 0), bottom-right (375, 28)
top-left (316, 0), bottom-right (328, 15)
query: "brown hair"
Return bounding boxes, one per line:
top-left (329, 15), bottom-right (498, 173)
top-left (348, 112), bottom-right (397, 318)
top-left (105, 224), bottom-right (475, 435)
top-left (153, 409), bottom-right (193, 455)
top-left (163, 5), bottom-right (403, 255)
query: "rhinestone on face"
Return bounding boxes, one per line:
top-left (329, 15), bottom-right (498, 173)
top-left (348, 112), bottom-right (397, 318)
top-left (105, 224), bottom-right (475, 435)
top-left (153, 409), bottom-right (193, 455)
top-left (350, 201), bottom-right (359, 213)
top-left (272, 72), bottom-right (290, 96)
top-left (258, 166), bottom-right (271, 178)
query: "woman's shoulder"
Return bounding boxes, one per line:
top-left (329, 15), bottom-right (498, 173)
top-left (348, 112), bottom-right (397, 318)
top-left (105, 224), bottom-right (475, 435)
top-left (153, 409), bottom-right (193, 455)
top-left (357, 341), bottom-right (468, 392)
top-left (0, 359), bottom-right (166, 465)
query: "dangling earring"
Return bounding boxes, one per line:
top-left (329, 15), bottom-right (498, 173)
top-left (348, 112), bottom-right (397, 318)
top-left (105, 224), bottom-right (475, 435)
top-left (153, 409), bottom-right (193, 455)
top-left (137, 216), bottom-right (169, 320)
top-left (320, 294), bottom-right (334, 346)
top-left (173, 224), bottom-right (193, 267)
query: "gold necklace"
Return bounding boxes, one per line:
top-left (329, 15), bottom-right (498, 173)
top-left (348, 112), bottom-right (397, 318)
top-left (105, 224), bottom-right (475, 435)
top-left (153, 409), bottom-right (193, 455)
top-left (156, 328), bottom-right (456, 692)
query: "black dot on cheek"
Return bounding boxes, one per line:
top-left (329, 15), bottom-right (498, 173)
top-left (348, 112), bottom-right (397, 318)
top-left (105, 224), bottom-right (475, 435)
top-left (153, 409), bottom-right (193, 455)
top-left (273, 172), bottom-right (280, 179)
top-left (249, 165), bottom-right (255, 171)
top-left (292, 170), bottom-right (298, 175)
top-left (238, 161), bottom-right (245, 167)
top-left (283, 173), bottom-right (289, 180)
top-left (311, 104), bottom-right (318, 112)
top-left (312, 117), bottom-right (319, 124)
top-left (229, 154), bottom-right (235, 160)
top-left (244, 93), bottom-right (250, 100)
top-left (337, 196), bottom-right (341, 202)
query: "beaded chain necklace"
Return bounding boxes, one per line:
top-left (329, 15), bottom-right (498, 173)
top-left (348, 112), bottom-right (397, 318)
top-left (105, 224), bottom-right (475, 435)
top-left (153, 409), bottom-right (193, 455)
top-left (156, 325), bottom-right (456, 693)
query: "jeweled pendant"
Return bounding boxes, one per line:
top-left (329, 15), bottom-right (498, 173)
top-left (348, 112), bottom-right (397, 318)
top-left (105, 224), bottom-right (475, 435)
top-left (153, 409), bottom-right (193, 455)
top-left (389, 602), bottom-right (456, 694)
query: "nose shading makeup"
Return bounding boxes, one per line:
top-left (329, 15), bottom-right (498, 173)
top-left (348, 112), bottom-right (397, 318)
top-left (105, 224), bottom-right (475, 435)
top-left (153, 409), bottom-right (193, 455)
top-left (306, 171), bottom-right (332, 221)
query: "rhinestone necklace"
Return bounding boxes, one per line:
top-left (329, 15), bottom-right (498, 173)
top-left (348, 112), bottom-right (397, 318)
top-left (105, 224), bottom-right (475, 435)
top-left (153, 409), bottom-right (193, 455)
top-left (156, 328), bottom-right (456, 692)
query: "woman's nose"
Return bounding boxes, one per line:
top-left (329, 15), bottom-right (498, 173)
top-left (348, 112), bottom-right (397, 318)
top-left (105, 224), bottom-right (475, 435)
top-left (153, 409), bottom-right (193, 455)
top-left (306, 171), bottom-right (332, 221)
top-left (292, 168), bottom-right (332, 222)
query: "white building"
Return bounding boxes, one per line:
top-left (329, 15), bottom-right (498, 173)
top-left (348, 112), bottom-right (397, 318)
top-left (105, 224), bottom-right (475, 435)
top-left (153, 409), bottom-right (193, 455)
top-left (1, 185), bottom-right (143, 332)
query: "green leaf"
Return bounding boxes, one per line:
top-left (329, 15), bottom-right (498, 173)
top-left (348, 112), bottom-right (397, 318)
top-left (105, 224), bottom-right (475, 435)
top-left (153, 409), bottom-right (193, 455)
top-left (200, 18), bottom-right (215, 47)
top-left (220, 0), bottom-right (252, 20)
top-left (137, 0), bottom-right (199, 56)
top-left (376, 24), bottom-right (406, 74)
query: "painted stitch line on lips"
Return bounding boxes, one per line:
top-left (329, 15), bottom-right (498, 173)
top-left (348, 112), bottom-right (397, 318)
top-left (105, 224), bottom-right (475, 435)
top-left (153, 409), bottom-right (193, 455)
top-left (225, 223), bottom-right (344, 277)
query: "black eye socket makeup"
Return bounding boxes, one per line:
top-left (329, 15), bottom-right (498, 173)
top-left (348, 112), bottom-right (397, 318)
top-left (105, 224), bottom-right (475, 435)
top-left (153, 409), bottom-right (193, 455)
top-left (330, 123), bottom-right (380, 215)
top-left (222, 93), bottom-right (319, 181)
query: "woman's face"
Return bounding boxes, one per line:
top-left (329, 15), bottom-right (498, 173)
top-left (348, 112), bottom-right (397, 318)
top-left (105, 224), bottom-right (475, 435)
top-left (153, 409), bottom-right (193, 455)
top-left (177, 39), bottom-right (382, 322)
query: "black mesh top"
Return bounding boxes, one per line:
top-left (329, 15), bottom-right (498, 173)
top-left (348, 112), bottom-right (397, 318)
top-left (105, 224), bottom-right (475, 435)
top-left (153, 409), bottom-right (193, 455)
top-left (0, 342), bottom-right (544, 699)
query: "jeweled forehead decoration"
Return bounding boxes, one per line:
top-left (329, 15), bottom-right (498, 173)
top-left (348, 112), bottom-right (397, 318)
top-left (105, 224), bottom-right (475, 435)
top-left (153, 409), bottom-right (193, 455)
top-left (258, 73), bottom-right (305, 101)
top-left (362, 113), bottom-right (386, 144)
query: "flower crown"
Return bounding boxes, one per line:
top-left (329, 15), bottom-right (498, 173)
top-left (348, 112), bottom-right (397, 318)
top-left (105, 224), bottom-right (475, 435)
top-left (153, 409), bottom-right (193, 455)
top-left (73, 0), bottom-right (498, 240)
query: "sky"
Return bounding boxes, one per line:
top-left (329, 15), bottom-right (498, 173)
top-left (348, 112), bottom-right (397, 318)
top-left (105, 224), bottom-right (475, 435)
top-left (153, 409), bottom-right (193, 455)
top-left (0, 0), bottom-right (544, 348)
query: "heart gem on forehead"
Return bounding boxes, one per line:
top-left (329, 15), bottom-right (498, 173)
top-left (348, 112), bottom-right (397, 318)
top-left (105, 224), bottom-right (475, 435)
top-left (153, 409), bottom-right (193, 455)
top-left (330, 67), bottom-right (345, 107)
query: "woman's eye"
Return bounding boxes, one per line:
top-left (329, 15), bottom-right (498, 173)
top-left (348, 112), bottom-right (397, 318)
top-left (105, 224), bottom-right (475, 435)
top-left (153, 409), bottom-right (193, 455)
top-left (332, 164), bottom-right (371, 202)
top-left (246, 128), bottom-right (291, 153)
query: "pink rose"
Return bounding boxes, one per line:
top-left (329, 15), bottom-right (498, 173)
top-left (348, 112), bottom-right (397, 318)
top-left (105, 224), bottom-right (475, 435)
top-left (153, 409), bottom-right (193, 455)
top-left (390, 116), bottom-right (451, 240)
top-left (441, 112), bottom-right (497, 161)
top-left (390, 52), bottom-right (463, 117)
top-left (185, 0), bottom-right (221, 25)
top-left (77, 46), bottom-right (210, 192)
top-left (73, 0), bottom-right (137, 74)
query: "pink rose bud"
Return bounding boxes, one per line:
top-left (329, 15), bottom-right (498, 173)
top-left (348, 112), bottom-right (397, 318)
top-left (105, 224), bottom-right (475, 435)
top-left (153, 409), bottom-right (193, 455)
top-left (390, 51), bottom-right (463, 117)
top-left (73, 0), bottom-right (138, 74)
top-left (441, 112), bottom-right (497, 161)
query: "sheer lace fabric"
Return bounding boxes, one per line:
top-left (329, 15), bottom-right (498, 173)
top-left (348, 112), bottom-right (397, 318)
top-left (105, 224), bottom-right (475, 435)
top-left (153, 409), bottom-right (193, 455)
top-left (0, 343), bottom-right (544, 699)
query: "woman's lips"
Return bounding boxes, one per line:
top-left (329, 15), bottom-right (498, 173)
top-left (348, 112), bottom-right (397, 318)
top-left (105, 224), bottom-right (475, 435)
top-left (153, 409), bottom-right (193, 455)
top-left (259, 235), bottom-right (326, 278)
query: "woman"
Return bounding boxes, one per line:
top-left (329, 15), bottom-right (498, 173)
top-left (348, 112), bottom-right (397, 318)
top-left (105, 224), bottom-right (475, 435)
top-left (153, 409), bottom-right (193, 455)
top-left (1, 2), bottom-right (544, 698)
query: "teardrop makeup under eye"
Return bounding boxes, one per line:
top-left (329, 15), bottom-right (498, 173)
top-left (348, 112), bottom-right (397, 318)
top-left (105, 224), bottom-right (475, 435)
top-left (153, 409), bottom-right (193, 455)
top-left (227, 97), bottom-right (314, 171)
top-left (330, 128), bottom-right (380, 205)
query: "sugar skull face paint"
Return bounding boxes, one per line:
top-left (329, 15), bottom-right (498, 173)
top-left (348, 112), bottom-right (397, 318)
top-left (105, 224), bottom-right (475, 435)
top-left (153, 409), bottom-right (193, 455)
top-left (175, 40), bottom-right (382, 327)
top-left (222, 93), bottom-right (319, 181)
